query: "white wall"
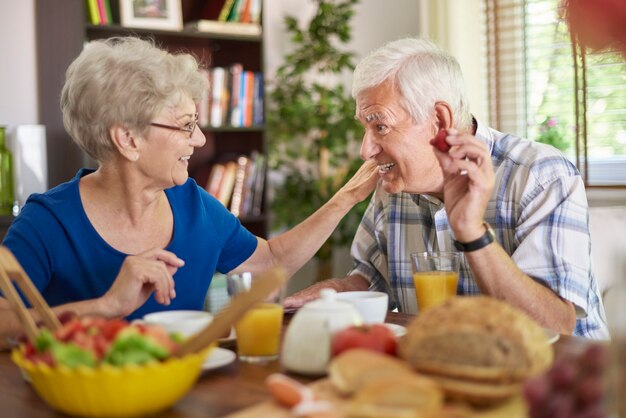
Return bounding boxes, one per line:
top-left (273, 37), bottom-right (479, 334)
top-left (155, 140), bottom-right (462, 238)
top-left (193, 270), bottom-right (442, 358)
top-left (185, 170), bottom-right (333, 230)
top-left (0, 0), bottom-right (38, 127)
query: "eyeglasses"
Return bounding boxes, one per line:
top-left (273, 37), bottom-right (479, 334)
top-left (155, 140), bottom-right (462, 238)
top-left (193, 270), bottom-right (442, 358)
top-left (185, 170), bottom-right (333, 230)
top-left (150, 113), bottom-right (199, 139)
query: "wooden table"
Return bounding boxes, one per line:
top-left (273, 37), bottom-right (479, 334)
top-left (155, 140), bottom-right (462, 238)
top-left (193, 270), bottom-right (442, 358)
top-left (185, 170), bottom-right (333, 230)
top-left (0, 312), bottom-right (592, 418)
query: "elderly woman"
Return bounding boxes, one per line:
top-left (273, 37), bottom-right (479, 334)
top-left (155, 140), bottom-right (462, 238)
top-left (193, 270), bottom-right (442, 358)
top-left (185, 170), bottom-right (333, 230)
top-left (0, 37), bottom-right (377, 342)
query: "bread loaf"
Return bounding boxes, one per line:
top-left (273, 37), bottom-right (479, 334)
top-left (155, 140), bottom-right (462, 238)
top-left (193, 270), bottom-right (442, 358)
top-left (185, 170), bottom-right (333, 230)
top-left (399, 296), bottom-right (553, 405)
top-left (400, 296), bottom-right (553, 382)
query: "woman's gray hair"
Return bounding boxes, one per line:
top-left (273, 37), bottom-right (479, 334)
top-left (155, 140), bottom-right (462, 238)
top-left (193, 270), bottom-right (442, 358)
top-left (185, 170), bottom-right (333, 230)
top-left (60, 36), bottom-right (207, 162)
top-left (352, 37), bottom-right (472, 131)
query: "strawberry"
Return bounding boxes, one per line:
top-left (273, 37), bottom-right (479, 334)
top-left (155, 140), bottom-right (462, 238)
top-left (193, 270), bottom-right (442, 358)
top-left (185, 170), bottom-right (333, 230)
top-left (430, 129), bottom-right (450, 153)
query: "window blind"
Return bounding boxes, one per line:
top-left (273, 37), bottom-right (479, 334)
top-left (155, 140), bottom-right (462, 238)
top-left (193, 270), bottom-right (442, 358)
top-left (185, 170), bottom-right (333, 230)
top-left (485, 0), bottom-right (626, 186)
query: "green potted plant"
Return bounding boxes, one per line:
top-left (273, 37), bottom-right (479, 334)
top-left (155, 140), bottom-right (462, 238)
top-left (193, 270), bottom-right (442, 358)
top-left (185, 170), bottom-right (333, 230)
top-left (267, 0), bottom-right (365, 281)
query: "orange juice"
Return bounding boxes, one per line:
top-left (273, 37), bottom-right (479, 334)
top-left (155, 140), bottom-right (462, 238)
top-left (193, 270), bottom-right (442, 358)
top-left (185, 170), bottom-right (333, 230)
top-left (235, 303), bottom-right (283, 360)
top-left (413, 271), bottom-right (458, 311)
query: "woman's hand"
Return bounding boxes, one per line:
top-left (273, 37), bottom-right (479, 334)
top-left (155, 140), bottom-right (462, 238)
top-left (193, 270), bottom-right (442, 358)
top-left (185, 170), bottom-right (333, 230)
top-left (431, 130), bottom-right (495, 242)
top-left (335, 159), bottom-right (379, 206)
top-left (101, 248), bottom-right (185, 317)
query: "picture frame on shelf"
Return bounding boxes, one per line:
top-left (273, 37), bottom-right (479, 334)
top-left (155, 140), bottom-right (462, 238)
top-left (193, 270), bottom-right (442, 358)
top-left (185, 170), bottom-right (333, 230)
top-left (120, 0), bottom-right (183, 31)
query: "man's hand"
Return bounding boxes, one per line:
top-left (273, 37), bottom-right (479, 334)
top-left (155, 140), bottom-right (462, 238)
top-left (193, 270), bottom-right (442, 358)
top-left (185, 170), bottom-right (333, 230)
top-left (283, 280), bottom-right (339, 311)
top-left (283, 275), bottom-right (370, 311)
top-left (431, 129), bottom-right (495, 242)
top-left (101, 248), bottom-right (185, 317)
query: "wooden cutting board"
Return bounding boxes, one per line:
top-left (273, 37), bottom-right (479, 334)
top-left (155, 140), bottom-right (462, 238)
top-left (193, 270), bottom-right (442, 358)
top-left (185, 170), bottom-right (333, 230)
top-left (224, 378), bottom-right (528, 418)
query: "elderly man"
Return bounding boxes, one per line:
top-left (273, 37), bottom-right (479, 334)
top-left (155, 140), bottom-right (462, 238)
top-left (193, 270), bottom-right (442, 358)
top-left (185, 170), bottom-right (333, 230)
top-left (285, 37), bottom-right (609, 339)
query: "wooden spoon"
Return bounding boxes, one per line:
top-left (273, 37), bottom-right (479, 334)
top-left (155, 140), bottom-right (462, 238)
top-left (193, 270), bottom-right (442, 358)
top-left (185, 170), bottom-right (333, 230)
top-left (0, 247), bottom-right (61, 344)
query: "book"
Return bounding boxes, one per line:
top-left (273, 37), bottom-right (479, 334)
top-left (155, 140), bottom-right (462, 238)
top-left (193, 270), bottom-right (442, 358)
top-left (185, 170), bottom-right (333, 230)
top-left (249, 0), bottom-right (262, 24)
top-left (217, 161), bottom-right (238, 207)
top-left (229, 155), bottom-right (250, 216)
top-left (209, 67), bottom-right (227, 127)
top-left (240, 0), bottom-right (252, 23)
top-left (229, 63), bottom-right (243, 127)
top-left (250, 154), bottom-right (266, 216)
top-left (244, 71), bottom-right (255, 127)
top-left (187, 20), bottom-right (262, 37)
top-left (198, 68), bottom-right (210, 128)
top-left (218, 0), bottom-right (236, 21)
top-left (206, 163), bottom-right (225, 197)
top-left (241, 150), bottom-right (260, 216)
top-left (96, 0), bottom-right (107, 24)
top-left (227, 0), bottom-right (243, 22)
top-left (103, 0), bottom-right (113, 24)
top-left (252, 72), bottom-right (264, 126)
top-left (86, 0), bottom-right (101, 25)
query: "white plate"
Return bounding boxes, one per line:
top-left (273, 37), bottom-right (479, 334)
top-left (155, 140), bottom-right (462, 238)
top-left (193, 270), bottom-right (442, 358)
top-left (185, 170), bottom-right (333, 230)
top-left (202, 347), bottom-right (236, 371)
top-left (543, 328), bottom-right (560, 344)
top-left (384, 323), bottom-right (407, 338)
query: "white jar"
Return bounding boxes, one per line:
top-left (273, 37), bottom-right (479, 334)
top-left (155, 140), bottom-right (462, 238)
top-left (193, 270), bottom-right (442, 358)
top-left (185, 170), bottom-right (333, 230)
top-left (281, 289), bottom-right (362, 375)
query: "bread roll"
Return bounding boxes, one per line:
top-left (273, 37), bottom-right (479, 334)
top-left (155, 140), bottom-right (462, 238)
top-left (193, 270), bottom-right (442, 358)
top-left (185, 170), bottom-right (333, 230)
top-left (328, 349), bottom-right (414, 395)
top-left (399, 296), bottom-right (553, 383)
top-left (348, 374), bottom-right (444, 418)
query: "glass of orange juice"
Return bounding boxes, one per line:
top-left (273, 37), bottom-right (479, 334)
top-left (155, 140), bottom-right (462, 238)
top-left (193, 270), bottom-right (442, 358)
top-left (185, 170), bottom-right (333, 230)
top-left (226, 272), bottom-right (285, 363)
top-left (410, 252), bottom-right (460, 312)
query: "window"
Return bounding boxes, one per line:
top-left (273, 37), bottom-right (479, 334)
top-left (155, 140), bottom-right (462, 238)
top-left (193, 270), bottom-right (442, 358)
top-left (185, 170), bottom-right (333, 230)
top-left (485, 0), bottom-right (626, 186)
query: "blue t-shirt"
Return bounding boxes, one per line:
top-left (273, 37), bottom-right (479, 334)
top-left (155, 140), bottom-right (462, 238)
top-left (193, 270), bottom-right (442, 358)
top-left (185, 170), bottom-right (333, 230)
top-left (2, 169), bottom-right (258, 320)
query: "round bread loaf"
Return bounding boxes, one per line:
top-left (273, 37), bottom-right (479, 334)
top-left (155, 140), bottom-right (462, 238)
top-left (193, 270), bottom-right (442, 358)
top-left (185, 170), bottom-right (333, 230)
top-left (399, 296), bottom-right (553, 383)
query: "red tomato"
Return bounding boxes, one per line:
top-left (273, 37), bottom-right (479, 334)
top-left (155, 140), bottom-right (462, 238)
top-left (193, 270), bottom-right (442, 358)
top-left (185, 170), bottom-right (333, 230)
top-left (99, 319), bottom-right (129, 342)
top-left (54, 318), bottom-right (86, 342)
top-left (430, 129), bottom-right (450, 153)
top-left (331, 324), bottom-right (397, 357)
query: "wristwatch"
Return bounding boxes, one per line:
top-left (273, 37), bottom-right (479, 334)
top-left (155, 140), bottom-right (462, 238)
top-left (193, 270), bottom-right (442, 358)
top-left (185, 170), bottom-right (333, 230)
top-left (453, 222), bottom-right (495, 252)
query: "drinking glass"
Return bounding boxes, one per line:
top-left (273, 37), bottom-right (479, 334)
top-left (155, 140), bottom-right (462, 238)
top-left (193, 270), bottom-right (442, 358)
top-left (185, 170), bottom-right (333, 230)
top-left (226, 272), bottom-right (285, 363)
top-left (410, 252), bottom-right (460, 312)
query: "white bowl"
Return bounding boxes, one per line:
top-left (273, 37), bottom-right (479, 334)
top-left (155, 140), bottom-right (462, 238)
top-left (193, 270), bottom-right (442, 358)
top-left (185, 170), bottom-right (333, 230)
top-left (335, 291), bottom-right (388, 324)
top-left (143, 310), bottom-right (213, 339)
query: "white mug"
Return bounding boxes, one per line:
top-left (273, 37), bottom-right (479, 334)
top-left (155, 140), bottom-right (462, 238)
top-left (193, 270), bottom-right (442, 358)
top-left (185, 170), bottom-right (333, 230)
top-left (335, 291), bottom-right (388, 324)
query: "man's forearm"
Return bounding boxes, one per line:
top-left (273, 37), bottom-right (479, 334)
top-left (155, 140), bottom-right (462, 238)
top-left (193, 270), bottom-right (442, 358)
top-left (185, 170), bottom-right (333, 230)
top-left (465, 242), bottom-right (576, 334)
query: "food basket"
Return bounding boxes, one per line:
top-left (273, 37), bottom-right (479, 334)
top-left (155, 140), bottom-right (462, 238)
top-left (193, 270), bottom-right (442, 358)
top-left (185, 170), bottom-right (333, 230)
top-left (11, 345), bottom-right (213, 418)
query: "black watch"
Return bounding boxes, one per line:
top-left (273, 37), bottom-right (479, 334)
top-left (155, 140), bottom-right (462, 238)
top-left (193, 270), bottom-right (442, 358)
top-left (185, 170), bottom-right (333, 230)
top-left (453, 222), bottom-right (495, 252)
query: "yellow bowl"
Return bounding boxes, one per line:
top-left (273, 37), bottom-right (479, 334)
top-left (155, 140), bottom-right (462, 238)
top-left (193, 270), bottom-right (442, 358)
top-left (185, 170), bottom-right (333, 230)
top-left (12, 346), bottom-right (213, 418)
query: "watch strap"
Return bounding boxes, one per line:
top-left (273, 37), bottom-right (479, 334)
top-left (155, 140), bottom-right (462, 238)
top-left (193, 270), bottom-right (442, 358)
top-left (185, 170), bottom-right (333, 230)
top-left (453, 222), bottom-right (495, 252)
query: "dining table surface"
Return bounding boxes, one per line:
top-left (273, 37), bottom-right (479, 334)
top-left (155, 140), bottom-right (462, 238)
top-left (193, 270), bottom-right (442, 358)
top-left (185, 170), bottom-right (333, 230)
top-left (0, 311), bottom-right (595, 418)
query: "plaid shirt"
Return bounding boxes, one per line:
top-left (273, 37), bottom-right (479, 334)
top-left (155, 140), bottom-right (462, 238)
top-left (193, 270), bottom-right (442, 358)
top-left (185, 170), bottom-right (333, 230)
top-left (348, 119), bottom-right (610, 340)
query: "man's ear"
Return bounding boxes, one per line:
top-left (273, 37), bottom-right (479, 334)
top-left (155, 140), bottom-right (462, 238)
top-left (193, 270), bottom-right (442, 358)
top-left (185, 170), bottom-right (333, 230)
top-left (110, 124), bottom-right (140, 161)
top-left (434, 101), bottom-right (454, 132)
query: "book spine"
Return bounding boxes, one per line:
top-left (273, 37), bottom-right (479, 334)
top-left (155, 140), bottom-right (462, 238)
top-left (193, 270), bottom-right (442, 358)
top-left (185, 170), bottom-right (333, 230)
top-left (217, 161), bottom-right (238, 207)
top-left (96, 0), bottom-right (108, 25)
top-left (229, 63), bottom-right (243, 127)
top-left (227, 0), bottom-right (243, 22)
top-left (86, 0), bottom-right (101, 25)
top-left (229, 155), bottom-right (250, 216)
top-left (244, 71), bottom-right (254, 127)
top-left (198, 68), bottom-right (210, 128)
top-left (218, 0), bottom-right (236, 21)
top-left (240, 0), bottom-right (252, 23)
top-left (210, 67), bottom-right (225, 127)
top-left (206, 163), bottom-right (225, 197)
top-left (103, 0), bottom-right (113, 24)
top-left (251, 154), bottom-right (266, 216)
top-left (253, 72), bottom-right (264, 126)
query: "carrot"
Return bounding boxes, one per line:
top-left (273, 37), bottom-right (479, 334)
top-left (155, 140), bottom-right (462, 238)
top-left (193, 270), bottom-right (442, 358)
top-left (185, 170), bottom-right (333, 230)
top-left (265, 373), bottom-right (313, 408)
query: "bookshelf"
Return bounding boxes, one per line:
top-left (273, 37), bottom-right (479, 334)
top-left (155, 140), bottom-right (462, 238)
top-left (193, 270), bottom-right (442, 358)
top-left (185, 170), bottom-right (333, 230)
top-left (35, 0), bottom-right (268, 238)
